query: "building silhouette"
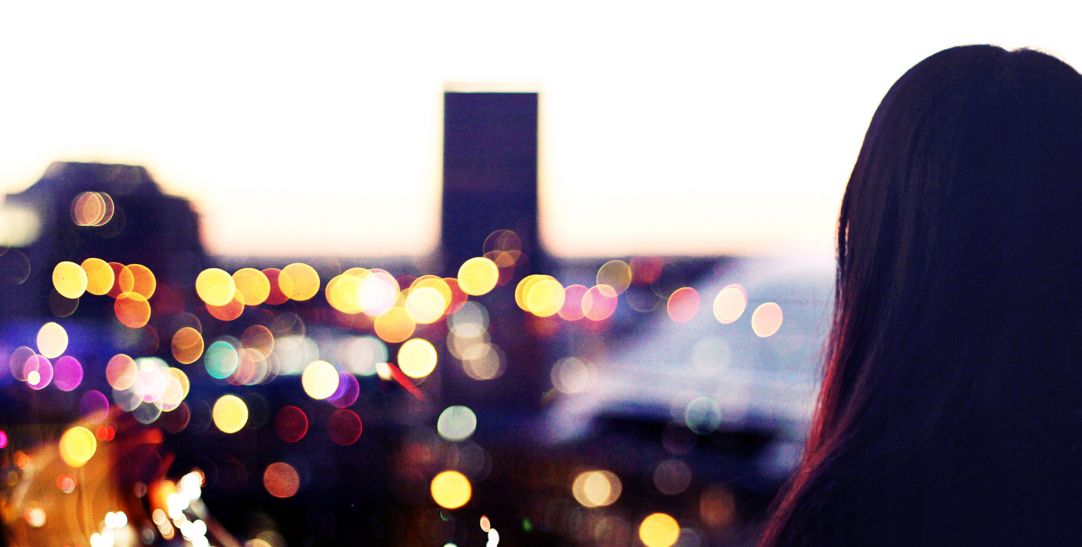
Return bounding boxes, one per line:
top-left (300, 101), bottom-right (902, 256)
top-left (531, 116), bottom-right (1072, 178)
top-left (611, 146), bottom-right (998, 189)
top-left (441, 92), bottom-right (551, 417)
top-left (0, 162), bottom-right (206, 318)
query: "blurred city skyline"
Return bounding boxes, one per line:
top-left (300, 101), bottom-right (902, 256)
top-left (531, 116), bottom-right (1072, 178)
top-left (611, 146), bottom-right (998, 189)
top-left (2, 1), bottom-right (1080, 258)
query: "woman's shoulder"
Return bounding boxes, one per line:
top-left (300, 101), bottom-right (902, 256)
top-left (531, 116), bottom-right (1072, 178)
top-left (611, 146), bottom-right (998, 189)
top-left (775, 444), bottom-right (1082, 547)
top-left (773, 458), bottom-right (945, 547)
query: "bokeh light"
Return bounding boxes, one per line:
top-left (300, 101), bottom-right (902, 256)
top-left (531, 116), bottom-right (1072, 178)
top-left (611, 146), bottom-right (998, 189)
top-left (326, 271), bottom-right (364, 314)
top-left (460, 343), bottom-right (505, 381)
top-left (48, 290), bottom-right (79, 318)
top-left (358, 269), bottom-right (399, 316)
top-left (114, 292), bottom-right (151, 328)
top-left (0, 249), bottom-right (31, 285)
top-left (444, 277), bottom-right (469, 314)
top-left (328, 372), bottom-right (360, 408)
top-left (164, 368), bottom-right (190, 410)
top-left (233, 267), bottom-right (271, 306)
top-left (108, 356), bottom-right (188, 416)
top-left (205, 340), bottom-right (240, 379)
top-left (559, 284), bottom-right (588, 321)
top-left (232, 347), bottom-right (271, 385)
top-left (8, 346), bottom-right (35, 381)
top-left (653, 459), bottom-right (692, 496)
top-left (700, 486), bottom-right (737, 529)
top-left (53, 355), bottom-right (84, 392)
top-left (374, 307), bottom-right (416, 344)
top-left (750, 302), bottom-right (784, 337)
top-left (405, 287), bottom-right (448, 324)
top-left (212, 394), bottom-right (249, 434)
top-left (263, 267), bottom-right (292, 305)
top-left (113, 263), bottom-right (135, 295)
top-left (172, 327), bottom-right (205, 364)
top-left (550, 357), bottom-right (596, 394)
top-left (274, 406), bottom-right (309, 443)
top-left (398, 338), bottom-right (437, 379)
top-left (52, 261), bottom-right (88, 299)
top-left (457, 257), bottom-right (499, 296)
top-left (281, 263), bottom-right (321, 302)
top-left (70, 191), bottom-right (115, 227)
top-left (666, 287), bottom-right (701, 323)
top-left (0, 162), bottom-right (811, 545)
top-left (571, 470), bottom-right (622, 508)
top-left (712, 284), bottom-right (748, 324)
top-left (340, 335), bottom-right (387, 376)
top-left (24, 355), bottom-right (53, 390)
top-left (437, 405), bottom-right (477, 442)
top-left (430, 470), bottom-right (472, 510)
top-left (263, 462), bottom-right (301, 498)
top-left (301, 360), bottom-right (340, 400)
top-left (517, 275), bottom-right (565, 317)
top-left (81, 257), bottom-right (115, 296)
top-left (327, 409), bottom-right (363, 446)
top-left (596, 259), bottom-right (632, 295)
top-left (59, 426), bottom-right (97, 468)
top-left (125, 264), bottom-right (157, 299)
top-left (196, 268), bottom-right (237, 307)
top-left (581, 285), bottom-right (618, 321)
top-left (35, 322), bottom-right (68, 358)
top-left (207, 296), bottom-right (245, 321)
top-left (684, 397), bottom-right (722, 434)
top-left (24, 506), bottom-right (46, 528)
top-left (638, 513), bottom-right (680, 547)
top-left (105, 261), bottom-right (126, 298)
top-left (242, 324), bottom-right (276, 357)
top-left (106, 354), bottom-right (138, 390)
top-left (448, 301), bottom-right (489, 338)
top-left (79, 390), bottom-right (110, 421)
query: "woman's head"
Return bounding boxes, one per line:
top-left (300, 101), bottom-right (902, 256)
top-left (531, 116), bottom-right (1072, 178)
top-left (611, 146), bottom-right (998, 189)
top-left (764, 45), bottom-right (1082, 544)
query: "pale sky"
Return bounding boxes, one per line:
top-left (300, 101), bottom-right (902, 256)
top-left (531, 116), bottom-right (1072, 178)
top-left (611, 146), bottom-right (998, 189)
top-left (1, 1), bottom-right (1080, 258)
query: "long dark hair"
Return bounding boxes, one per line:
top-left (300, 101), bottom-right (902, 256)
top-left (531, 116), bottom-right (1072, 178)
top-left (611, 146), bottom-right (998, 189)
top-left (762, 45), bottom-right (1082, 545)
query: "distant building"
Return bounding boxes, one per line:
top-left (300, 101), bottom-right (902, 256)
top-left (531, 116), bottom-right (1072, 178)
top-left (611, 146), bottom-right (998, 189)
top-left (0, 162), bottom-right (206, 317)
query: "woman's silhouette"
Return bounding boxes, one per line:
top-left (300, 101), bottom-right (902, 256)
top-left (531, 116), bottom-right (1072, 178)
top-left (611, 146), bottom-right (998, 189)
top-left (762, 45), bottom-right (1082, 546)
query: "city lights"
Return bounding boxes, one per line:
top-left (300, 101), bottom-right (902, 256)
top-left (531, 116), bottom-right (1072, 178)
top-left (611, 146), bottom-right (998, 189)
top-left (0, 53), bottom-right (825, 544)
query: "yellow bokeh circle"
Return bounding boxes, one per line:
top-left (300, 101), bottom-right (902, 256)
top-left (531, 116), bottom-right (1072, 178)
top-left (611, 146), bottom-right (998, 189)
top-left (326, 273), bottom-right (364, 314)
top-left (398, 338), bottom-right (438, 379)
top-left (374, 307), bottom-right (416, 344)
top-left (196, 268), bottom-right (236, 307)
top-left (53, 261), bottom-right (88, 299)
top-left (457, 257), bottom-right (499, 296)
top-left (212, 394), bottom-right (249, 434)
top-left (525, 276), bottom-right (565, 317)
top-left (281, 263), bottom-right (321, 302)
top-left (81, 258), bottom-right (115, 296)
top-left (233, 268), bottom-right (271, 306)
top-left (638, 513), bottom-right (680, 547)
top-left (59, 426), bottom-right (97, 468)
top-left (430, 470), bottom-right (472, 510)
top-left (301, 360), bottom-right (340, 400)
top-left (405, 287), bottom-right (448, 324)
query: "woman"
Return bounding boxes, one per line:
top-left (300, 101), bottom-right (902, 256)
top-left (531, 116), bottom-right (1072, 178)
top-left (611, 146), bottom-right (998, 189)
top-left (762, 45), bottom-right (1082, 546)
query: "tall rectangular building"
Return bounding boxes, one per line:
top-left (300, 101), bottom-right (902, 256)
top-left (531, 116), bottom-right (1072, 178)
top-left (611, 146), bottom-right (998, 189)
top-left (441, 92), bottom-right (549, 419)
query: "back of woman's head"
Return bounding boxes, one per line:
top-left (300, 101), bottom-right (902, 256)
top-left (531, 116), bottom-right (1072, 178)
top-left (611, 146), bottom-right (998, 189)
top-left (763, 45), bottom-right (1082, 546)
